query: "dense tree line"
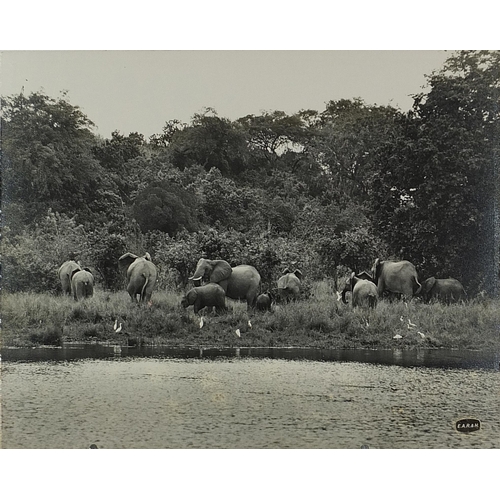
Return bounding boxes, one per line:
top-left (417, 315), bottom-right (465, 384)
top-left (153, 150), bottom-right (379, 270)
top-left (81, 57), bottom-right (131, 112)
top-left (2, 51), bottom-right (499, 296)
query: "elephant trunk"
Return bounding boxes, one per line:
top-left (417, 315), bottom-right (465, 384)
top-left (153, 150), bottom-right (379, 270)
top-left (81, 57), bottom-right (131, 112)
top-left (341, 287), bottom-right (349, 304)
top-left (189, 264), bottom-right (205, 281)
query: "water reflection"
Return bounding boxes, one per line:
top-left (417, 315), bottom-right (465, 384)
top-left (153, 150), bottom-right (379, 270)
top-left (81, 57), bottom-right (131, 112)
top-left (3, 345), bottom-right (500, 449)
top-left (1, 343), bottom-right (498, 370)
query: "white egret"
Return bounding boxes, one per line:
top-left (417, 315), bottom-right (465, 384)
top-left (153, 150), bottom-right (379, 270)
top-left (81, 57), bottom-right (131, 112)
top-left (199, 317), bottom-right (204, 329)
top-left (115, 323), bottom-right (122, 333)
top-left (235, 329), bottom-right (241, 337)
top-left (393, 334), bottom-right (403, 339)
top-left (113, 319), bottom-right (118, 331)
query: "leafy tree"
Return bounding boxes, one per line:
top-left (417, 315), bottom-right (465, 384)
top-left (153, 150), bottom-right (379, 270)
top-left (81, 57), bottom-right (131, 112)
top-left (196, 168), bottom-right (266, 231)
top-left (86, 227), bottom-right (128, 291)
top-left (237, 110), bottom-right (309, 167)
top-left (1, 92), bottom-right (104, 226)
top-left (373, 51), bottom-right (500, 294)
top-left (132, 180), bottom-right (200, 235)
top-left (309, 98), bottom-right (405, 204)
top-left (92, 131), bottom-right (146, 203)
top-left (163, 109), bottom-right (249, 176)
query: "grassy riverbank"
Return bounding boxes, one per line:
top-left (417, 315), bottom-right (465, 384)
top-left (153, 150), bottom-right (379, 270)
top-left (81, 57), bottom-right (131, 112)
top-left (2, 282), bottom-right (500, 351)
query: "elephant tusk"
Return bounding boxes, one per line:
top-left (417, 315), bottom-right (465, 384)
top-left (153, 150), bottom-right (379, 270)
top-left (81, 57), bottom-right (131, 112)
top-left (190, 276), bottom-right (202, 281)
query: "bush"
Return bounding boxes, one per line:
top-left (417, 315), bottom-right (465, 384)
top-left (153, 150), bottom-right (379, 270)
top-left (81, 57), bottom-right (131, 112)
top-left (2, 210), bottom-right (89, 293)
top-left (86, 227), bottom-right (128, 291)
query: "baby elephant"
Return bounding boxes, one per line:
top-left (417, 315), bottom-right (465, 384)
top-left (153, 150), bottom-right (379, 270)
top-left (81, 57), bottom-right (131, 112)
top-left (416, 277), bottom-right (467, 304)
top-left (71, 268), bottom-right (94, 301)
top-left (350, 272), bottom-right (378, 308)
top-left (181, 283), bottom-right (227, 314)
top-left (256, 293), bottom-right (272, 312)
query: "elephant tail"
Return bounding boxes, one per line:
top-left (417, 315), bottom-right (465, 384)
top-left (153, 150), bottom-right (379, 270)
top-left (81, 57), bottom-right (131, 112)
top-left (140, 273), bottom-right (149, 302)
top-left (368, 293), bottom-right (377, 308)
top-left (412, 276), bottom-right (421, 294)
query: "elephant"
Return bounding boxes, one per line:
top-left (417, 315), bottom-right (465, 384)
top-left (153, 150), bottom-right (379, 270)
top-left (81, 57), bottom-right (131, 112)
top-left (341, 271), bottom-right (373, 304)
top-left (189, 258), bottom-right (261, 308)
top-left (416, 277), bottom-right (467, 304)
top-left (255, 293), bottom-right (272, 312)
top-left (58, 260), bottom-right (82, 295)
top-left (277, 268), bottom-right (302, 302)
top-left (71, 268), bottom-right (94, 301)
top-left (371, 258), bottom-right (421, 300)
top-left (181, 283), bottom-right (227, 314)
top-left (118, 252), bottom-right (158, 303)
top-left (349, 272), bottom-right (378, 308)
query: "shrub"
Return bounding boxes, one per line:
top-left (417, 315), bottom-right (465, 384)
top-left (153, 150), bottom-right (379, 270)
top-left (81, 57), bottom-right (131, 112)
top-left (2, 210), bottom-right (89, 293)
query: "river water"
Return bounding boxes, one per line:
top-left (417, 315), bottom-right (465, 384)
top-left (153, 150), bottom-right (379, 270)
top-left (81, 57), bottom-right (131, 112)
top-left (1, 346), bottom-right (499, 449)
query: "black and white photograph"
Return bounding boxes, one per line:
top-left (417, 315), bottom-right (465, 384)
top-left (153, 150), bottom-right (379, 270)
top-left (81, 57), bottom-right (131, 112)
top-left (1, 5), bottom-right (499, 497)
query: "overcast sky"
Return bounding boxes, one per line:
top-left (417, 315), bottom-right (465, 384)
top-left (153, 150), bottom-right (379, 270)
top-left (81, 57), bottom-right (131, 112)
top-left (1, 50), bottom-right (451, 139)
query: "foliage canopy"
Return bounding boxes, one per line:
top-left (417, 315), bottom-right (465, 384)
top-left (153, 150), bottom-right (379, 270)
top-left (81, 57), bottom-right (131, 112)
top-left (2, 51), bottom-right (498, 296)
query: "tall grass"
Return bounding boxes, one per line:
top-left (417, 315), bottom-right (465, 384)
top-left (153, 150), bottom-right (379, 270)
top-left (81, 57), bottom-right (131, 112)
top-left (2, 284), bottom-right (500, 350)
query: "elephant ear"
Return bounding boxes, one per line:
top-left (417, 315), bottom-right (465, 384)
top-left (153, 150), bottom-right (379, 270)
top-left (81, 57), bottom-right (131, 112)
top-left (359, 271), bottom-right (373, 282)
top-left (293, 269), bottom-right (302, 280)
top-left (143, 252), bottom-right (152, 261)
top-left (70, 268), bottom-right (80, 281)
top-left (189, 258), bottom-right (209, 281)
top-left (277, 275), bottom-right (288, 289)
top-left (424, 277), bottom-right (437, 294)
top-left (372, 258), bottom-right (382, 282)
top-left (350, 271), bottom-right (358, 290)
top-left (282, 267), bottom-right (290, 276)
top-left (118, 253), bottom-right (138, 272)
top-left (83, 267), bottom-right (92, 274)
top-left (187, 288), bottom-right (198, 303)
top-left (211, 260), bottom-right (232, 283)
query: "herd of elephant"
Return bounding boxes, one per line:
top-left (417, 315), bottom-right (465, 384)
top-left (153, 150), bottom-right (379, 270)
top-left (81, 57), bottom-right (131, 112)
top-left (57, 253), bottom-right (467, 314)
top-left (342, 259), bottom-right (467, 308)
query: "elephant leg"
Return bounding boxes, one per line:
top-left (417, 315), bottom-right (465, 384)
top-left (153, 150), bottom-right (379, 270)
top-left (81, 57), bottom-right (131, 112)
top-left (143, 287), bottom-right (154, 304)
top-left (193, 300), bottom-right (200, 314)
